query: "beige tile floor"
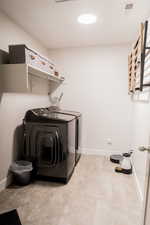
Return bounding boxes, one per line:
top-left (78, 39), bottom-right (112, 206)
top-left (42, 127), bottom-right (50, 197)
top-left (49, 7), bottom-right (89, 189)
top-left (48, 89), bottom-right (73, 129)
top-left (0, 155), bottom-right (142, 225)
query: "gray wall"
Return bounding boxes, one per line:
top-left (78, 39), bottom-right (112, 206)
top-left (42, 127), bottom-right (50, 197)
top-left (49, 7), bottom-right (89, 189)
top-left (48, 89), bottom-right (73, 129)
top-left (0, 10), bottom-right (50, 182)
top-left (49, 45), bottom-right (132, 154)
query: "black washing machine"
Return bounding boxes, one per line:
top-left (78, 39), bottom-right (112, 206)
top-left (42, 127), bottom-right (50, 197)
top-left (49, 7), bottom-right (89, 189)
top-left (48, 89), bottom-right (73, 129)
top-left (48, 109), bottom-right (82, 165)
top-left (23, 108), bottom-right (76, 183)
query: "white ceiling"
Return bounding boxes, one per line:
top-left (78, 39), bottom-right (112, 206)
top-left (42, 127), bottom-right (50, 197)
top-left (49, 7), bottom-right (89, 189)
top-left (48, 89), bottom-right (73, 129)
top-left (0, 0), bottom-right (150, 49)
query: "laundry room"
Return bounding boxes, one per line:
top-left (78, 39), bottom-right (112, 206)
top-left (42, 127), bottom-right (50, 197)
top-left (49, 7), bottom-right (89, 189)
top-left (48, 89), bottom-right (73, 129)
top-left (0, 1), bottom-right (150, 225)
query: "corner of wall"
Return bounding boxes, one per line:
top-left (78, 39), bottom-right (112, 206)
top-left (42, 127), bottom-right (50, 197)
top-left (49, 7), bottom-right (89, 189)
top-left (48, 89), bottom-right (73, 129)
top-left (132, 163), bottom-right (144, 203)
top-left (0, 175), bottom-right (12, 192)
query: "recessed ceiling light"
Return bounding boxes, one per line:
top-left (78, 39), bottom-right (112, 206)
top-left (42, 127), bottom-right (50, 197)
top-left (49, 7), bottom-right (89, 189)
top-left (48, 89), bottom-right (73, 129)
top-left (78, 14), bottom-right (97, 24)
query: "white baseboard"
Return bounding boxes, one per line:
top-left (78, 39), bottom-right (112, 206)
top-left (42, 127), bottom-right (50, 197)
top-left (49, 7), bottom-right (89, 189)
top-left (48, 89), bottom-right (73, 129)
top-left (132, 164), bottom-right (143, 203)
top-left (81, 147), bottom-right (121, 156)
top-left (0, 175), bottom-right (12, 192)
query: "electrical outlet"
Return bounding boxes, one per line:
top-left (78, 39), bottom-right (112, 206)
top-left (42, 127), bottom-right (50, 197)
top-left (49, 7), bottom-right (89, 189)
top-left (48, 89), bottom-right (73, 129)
top-left (125, 3), bottom-right (134, 10)
top-left (107, 138), bottom-right (112, 145)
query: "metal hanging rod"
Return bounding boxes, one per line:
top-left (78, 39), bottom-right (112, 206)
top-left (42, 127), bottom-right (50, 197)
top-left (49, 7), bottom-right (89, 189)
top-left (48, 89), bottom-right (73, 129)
top-left (140, 21), bottom-right (150, 90)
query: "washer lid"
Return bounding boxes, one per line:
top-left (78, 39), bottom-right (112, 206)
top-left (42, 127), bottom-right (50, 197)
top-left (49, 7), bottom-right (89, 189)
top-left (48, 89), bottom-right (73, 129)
top-left (43, 112), bottom-right (75, 122)
top-left (49, 109), bottom-right (81, 117)
top-left (24, 108), bottom-right (75, 122)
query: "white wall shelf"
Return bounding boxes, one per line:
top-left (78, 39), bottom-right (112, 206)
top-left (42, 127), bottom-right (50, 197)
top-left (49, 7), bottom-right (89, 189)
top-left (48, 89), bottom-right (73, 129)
top-left (0, 64), bottom-right (64, 94)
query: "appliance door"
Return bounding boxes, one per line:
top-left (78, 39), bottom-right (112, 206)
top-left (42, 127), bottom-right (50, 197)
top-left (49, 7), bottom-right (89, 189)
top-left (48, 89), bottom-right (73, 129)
top-left (50, 109), bottom-right (82, 165)
top-left (36, 129), bottom-right (63, 167)
top-left (24, 123), bottom-right (68, 178)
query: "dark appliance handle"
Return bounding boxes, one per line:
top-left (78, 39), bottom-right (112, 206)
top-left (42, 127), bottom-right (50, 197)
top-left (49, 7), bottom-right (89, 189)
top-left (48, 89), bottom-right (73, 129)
top-left (75, 119), bottom-right (79, 150)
